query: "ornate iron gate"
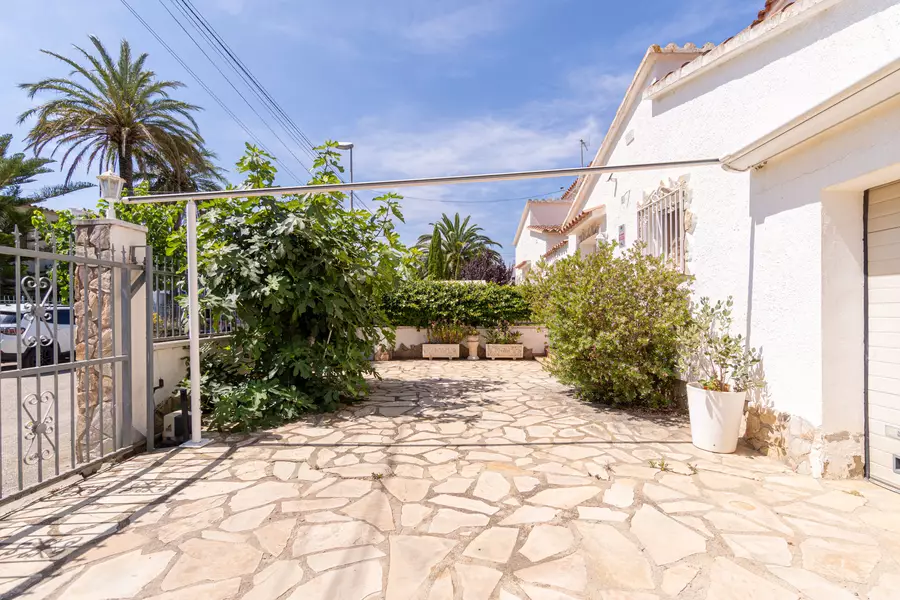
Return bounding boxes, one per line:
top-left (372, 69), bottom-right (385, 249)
top-left (0, 229), bottom-right (143, 503)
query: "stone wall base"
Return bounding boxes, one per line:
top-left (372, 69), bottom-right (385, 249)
top-left (743, 404), bottom-right (864, 479)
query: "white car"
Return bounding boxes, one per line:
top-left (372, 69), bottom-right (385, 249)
top-left (0, 305), bottom-right (74, 367)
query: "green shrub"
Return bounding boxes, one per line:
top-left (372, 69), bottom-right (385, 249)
top-left (383, 280), bottom-right (531, 327)
top-left (426, 321), bottom-right (472, 344)
top-left (527, 242), bottom-right (692, 407)
top-left (197, 143), bottom-right (410, 430)
top-left (484, 320), bottom-right (522, 344)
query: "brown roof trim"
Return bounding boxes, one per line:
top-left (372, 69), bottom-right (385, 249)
top-left (541, 239), bottom-right (569, 259)
top-left (752, 0), bottom-right (795, 27)
top-left (560, 205), bottom-right (605, 234)
top-left (527, 224), bottom-right (563, 233)
top-left (514, 260), bottom-right (529, 269)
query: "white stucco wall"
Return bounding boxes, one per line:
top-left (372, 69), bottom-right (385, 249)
top-left (515, 205), bottom-right (570, 274)
top-left (152, 340), bottom-right (190, 408)
top-left (571, 0), bottom-right (900, 431)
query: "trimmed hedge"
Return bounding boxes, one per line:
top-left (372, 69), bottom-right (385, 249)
top-left (382, 280), bottom-right (532, 327)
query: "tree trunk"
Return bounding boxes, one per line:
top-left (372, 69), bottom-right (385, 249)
top-left (119, 138), bottom-right (134, 193)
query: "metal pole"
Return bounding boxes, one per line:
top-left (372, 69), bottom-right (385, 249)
top-left (184, 200), bottom-right (206, 446)
top-left (122, 158), bottom-right (723, 204)
top-left (349, 146), bottom-right (354, 211)
top-left (144, 246), bottom-right (155, 451)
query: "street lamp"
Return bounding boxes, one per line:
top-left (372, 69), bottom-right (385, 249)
top-left (98, 170), bottom-right (125, 219)
top-left (336, 142), bottom-right (354, 210)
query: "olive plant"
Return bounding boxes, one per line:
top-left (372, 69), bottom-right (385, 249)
top-left (679, 297), bottom-right (763, 392)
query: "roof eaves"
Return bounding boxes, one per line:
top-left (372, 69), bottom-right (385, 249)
top-left (562, 43), bottom-right (710, 225)
top-left (647, 0), bottom-right (840, 99)
top-left (541, 239), bottom-right (569, 259)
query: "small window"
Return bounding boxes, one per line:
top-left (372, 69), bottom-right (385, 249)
top-left (637, 185), bottom-right (685, 270)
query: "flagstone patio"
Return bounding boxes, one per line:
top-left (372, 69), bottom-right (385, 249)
top-left (2, 359), bottom-right (900, 599)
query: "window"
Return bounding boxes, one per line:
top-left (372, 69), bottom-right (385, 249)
top-left (637, 185), bottom-right (685, 270)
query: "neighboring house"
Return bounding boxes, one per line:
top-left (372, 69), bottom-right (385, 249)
top-left (516, 0), bottom-right (900, 482)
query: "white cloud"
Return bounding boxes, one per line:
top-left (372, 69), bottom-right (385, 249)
top-left (351, 59), bottom-right (632, 239)
top-left (402, 1), bottom-right (509, 53)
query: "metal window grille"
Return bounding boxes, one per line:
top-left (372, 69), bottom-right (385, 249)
top-left (637, 186), bottom-right (685, 271)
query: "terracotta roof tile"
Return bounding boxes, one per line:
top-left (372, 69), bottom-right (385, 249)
top-left (751, 0), bottom-right (795, 27)
top-left (561, 177), bottom-right (584, 201)
top-left (514, 260), bottom-right (529, 269)
top-left (542, 239), bottom-right (569, 259)
top-left (527, 224), bottom-right (563, 233)
top-left (560, 205), bottom-right (605, 234)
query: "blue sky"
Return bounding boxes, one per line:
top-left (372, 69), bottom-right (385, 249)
top-left (1, 0), bottom-right (759, 259)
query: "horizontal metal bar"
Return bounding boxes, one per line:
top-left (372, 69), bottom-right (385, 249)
top-left (152, 332), bottom-right (232, 344)
top-left (123, 158), bottom-right (722, 204)
top-left (0, 355), bottom-right (129, 379)
top-left (0, 246), bottom-right (144, 269)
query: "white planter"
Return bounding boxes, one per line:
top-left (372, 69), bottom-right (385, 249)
top-left (466, 335), bottom-right (480, 361)
top-left (422, 344), bottom-right (460, 360)
top-left (486, 344), bottom-right (524, 360)
top-left (686, 383), bottom-right (746, 453)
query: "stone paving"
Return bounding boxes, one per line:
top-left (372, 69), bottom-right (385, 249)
top-left (3, 360), bottom-right (900, 599)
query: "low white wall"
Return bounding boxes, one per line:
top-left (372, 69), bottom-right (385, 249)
top-left (391, 326), bottom-right (548, 357)
top-left (152, 339), bottom-right (189, 408)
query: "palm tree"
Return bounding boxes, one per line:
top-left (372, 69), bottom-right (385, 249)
top-left (416, 213), bottom-right (502, 279)
top-left (0, 133), bottom-right (91, 246)
top-left (140, 149), bottom-right (227, 193)
top-left (18, 36), bottom-right (215, 193)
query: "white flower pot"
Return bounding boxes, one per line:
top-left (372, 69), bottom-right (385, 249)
top-left (422, 344), bottom-right (460, 360)
top-left (466, 335), bottom-right (480, 360)
top-left (686, 382), bottom-right (746, 454)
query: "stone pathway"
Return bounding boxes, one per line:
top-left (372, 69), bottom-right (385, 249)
top-left (2, 360), bottom-right (900, 599)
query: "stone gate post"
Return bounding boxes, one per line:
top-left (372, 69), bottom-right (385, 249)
top-left (73, 218), bottom-right (149, 460)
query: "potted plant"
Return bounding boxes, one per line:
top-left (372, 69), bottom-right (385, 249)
top-left (484, 321), bottom-right (524, 360)
top-left (680, 297), bottom-right (762, 453)
top-left (423, 321), bottom-right (468, 360)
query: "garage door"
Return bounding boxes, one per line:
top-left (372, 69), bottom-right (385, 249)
top-left (867, 180), bottom-right (900, 488)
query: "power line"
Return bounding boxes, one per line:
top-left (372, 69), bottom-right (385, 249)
top-left (118, 0), bottom-right (303, 183)
top-left (158, 0), bottom-right (313, 176)
top-left (175, 0), bottom-right (319, 163)
top-left (168, 0), bottom-right (358, 190)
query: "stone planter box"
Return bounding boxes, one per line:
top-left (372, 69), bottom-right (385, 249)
top-left (422, 344), bottom-right (460, 360)
top-left (486, 343), bottom-right (524, 360)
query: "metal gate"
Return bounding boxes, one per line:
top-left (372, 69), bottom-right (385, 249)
top-left (0, 229), bottom-right (143, 503)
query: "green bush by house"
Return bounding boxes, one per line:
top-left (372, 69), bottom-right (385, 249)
top-left (527, 242), bottom-right (692, 408)
top-left (383, 280), bottom-right (532, 328)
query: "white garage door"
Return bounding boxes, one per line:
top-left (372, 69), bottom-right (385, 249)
top-left (867, 180), bottom-right (900, 488)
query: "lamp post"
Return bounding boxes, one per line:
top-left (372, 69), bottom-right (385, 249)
top-left (336, 142), bottom-right (354, 210)
top-left (98, 170), bottom-right (125, 219)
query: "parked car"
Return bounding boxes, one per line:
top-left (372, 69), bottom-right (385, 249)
top-left (0, 305), bottom-right (73, 367)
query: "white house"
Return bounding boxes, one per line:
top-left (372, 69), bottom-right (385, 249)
top-left (515, 0), bottom-right (900, 482)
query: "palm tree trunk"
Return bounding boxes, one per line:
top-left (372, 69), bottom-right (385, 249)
top-left (119, 135), bottom-right (134, 193)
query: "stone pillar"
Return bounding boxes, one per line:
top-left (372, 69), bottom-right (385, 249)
top-left (73, 219), bottom-right (148, 460)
